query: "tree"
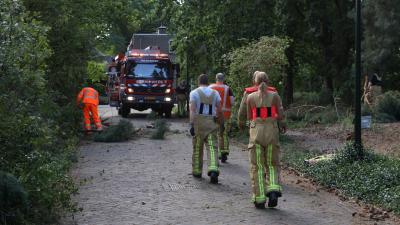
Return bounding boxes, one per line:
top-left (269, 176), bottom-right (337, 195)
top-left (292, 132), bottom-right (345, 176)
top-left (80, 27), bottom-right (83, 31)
top-left (363, 0), bottom-right (400, 91)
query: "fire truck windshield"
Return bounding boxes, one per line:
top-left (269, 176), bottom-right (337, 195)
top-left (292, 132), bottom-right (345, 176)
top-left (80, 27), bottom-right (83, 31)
top-left (126, 62), bottom-right (171, 80)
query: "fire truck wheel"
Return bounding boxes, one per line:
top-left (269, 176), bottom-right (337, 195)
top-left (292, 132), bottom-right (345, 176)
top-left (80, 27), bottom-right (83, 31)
top-left (121, 105), bottom-right (130, 118)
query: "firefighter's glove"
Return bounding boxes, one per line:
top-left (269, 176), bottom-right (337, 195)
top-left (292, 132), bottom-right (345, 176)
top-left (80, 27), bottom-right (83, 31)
top-left (220, 121), bottom-right (225, 131)
top-left (189, 124), bottom-right (195, 136)
top-left (278, 121), bottom-right (287, 134)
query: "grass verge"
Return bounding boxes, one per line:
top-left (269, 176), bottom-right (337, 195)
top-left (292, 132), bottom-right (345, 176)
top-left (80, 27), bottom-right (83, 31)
top-left (281, 137), bottom-right (400, 214)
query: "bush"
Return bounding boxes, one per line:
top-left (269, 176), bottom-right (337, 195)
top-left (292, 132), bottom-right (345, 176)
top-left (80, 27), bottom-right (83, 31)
top-left (93, 120), bottom-right (134, 142)
top-left (0, 2), bottom-right (79, 224)
top-left (225, 36), bottom-right (289, 97)
top-left (361, 103), bottom-right (372, 116)
top-left (375, 91), bottom-right (400, 122)
top-left (151, 119), bottom-right (169, 139)
top-left (286, 106), bottom-right (338, 125)
top-left (293, 92), bottom-right (321, 105)
top-left (0, 172), bottom-right (28, 224)
top-left (283, 141), bottom-right (400, 214)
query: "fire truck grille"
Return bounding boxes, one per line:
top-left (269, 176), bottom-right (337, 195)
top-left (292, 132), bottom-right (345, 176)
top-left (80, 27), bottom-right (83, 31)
top-left (134, 87), bottom-right (165, 93)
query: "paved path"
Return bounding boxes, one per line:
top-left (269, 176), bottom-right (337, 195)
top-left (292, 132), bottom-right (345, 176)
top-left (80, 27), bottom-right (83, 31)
top-left (61, 107), bottom-right (398, 225)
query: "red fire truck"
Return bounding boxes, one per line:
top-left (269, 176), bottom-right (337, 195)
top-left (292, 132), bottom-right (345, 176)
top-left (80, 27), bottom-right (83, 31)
top-left (107, 47), bottom-right (179, 118)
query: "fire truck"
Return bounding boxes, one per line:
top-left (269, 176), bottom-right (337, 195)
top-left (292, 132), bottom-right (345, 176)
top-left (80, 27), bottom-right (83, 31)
top-left (107, 46), bottom-right (179, 118)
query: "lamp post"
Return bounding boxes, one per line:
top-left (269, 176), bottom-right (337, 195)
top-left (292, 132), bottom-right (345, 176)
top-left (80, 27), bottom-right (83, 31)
top-left (354, 0), bottom-right (363, 159)
top-left (184, 37), bottom-right (190, 114)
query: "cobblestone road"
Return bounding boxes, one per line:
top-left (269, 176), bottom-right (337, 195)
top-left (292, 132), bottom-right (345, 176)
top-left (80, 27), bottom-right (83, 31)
top-left (61, 107), bottom-right (398, 225)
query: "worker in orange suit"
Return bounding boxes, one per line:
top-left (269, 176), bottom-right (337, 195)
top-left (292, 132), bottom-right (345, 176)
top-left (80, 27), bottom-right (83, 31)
top-left (210, 73), bottom-right (234, 163)
top-left (76, 83), bottom-right (102, 132)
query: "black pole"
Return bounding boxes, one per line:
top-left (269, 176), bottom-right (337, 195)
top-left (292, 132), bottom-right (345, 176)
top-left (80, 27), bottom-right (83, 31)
top-left (354, 0), bottom-right (363, 159)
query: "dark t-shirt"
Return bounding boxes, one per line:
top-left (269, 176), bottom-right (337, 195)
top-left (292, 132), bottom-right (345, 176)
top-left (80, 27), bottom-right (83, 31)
top-left (368, 73), bottom-right (382, 86)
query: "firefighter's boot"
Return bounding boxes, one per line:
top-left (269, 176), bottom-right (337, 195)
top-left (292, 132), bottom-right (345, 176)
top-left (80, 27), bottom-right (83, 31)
top-left (221, 152), bottom-right (228, 163)
top-left (209, 171), bottom-right (218, 184)
top-left (267, 191), bottom-right (281, 208)
top-left (193, 173), bottom-right (202, 178)
top-left (254, 202), bottom-right (265, 209)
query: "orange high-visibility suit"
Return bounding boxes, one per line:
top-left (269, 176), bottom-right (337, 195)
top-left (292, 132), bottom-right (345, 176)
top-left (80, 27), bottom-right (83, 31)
top-left (76, 87), bottom-right (102, 131)
top-left (210, 82), bottom-right (234, 160)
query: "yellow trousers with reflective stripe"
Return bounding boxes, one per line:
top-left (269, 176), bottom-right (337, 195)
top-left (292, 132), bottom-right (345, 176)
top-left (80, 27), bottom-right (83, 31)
top-left (218, 120), bottom-right (230, 156)
top-left (192, 131), bottom-right (219, 176)
top-left (249, 144), bottom-right (281, 203)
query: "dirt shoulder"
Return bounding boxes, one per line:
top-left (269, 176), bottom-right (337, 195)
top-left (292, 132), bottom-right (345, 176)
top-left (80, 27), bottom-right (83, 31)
top-left (287, 122), bottom-right (400, 157)
top-left (61, 107), bottom-right (399, 225)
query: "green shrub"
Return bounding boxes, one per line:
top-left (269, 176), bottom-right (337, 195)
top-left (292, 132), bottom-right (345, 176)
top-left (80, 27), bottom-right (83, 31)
top-left (293, 92), bottom-right (321, 105)
top-left (0, 172), bottom-right (29, 224)
top-left (361, 103), bottom-right (372, 116)
top-left (286, 109), bottom-right (307, 122)
top-left (283, 141), bottom-right (400, 214)
top-left (225, 36), bottom-right (289, 97)
top-left (287, 106), bottom-right (338, 125)
top-left (151, 119), bottom-right (169, 139)
top-left (375, 91), bottom-right (400, 122)
top-left (93, 120), bottom-right (134, 142)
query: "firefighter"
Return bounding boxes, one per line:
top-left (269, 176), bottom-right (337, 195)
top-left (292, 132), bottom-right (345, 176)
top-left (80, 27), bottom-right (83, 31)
top-left (108, 58), bottom-right (118, 73)
top-left (210, 73), bottom-right (234, 163)
top-left (238, 71), bottom-right (278, 130)
top-left (364, 72), bottom-right (383, 106)
top-left (76, 83), bottom-right (102, 132)
top-left (176, 80), bottom-right (187, 117)
top-left (244, 72), bottom-right (286, 209)
top-left (189, 74), bottom-right (222, 184)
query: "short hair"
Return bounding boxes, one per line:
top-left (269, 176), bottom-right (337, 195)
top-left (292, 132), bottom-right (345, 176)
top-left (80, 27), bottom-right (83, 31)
top-left (198, 74), bottom-right (209, 85)
top-left (216, 73), bottom-right (224, 82)
top-left (254, 72), bottom-right (269, 85)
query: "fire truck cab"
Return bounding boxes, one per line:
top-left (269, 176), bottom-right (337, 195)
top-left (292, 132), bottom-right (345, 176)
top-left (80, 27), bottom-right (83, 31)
top-left (117, 47), bottom-right (179, 118)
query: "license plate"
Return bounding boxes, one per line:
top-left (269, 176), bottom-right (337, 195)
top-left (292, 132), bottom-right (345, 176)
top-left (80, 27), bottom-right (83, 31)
top-left (145, 96), bottom-right (156, 100)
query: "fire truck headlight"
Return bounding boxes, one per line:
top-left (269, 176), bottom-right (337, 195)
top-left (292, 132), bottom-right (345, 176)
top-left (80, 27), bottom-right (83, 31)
top-left (165, 97), bottom-right (172, 102)
top-left (127, 88), bottom-right (134, 93)
top-left (165, 88), bottom-right (171, 94)
top-left (127, 96), bottom-right (135, 101)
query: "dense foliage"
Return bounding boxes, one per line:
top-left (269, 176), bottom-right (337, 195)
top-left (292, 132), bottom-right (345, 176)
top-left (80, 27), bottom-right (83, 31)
top-left (374, 91), bottom-right (400, 122)
top-left (169, 0), bottom-right (399, 106)
top-left (283, 142), bottom-right (400, 214)
top-left (225, 36), bottom-right (289, 98)
top-left (0, 1), bottom-right (78, 224)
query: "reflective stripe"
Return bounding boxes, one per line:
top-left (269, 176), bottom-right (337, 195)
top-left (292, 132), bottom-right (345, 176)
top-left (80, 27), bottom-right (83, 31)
top-left (193, 137), bottom-right (202, 174)
top-left (208, 135), bottom-right (218, 171)
top-left (211, 84), bottom-right (231, 112)
top-left (267, 144), bottom-right (281, 192)
top-left (256, 144), bottom-right (266, 202)
top-left (83, 88), bottom-right (98, 100)
top-left (222, 85), bottom-right (229, 111)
